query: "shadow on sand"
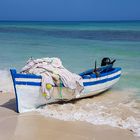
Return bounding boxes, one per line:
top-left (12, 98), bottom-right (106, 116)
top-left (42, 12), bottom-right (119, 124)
top-left (0, 98), bottom-right (17, 112)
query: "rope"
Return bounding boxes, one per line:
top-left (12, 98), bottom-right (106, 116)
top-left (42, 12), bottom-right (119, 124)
top-left (59, 78), bottom-right (63, 99)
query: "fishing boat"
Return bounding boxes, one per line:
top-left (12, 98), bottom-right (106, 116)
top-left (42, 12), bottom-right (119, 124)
top-left (10, 58), bottom-right (121, 113)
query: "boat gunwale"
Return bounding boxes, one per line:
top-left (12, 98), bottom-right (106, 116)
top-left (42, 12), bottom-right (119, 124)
top-left (10, 67), bottom-right (121, 80)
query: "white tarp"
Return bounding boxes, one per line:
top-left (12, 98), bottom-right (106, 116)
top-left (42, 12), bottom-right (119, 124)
top-left (21, 57), bottom-right (83, 97)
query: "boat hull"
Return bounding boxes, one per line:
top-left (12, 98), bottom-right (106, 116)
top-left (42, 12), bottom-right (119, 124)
top-left (10, 67), bottom-right (121, 113)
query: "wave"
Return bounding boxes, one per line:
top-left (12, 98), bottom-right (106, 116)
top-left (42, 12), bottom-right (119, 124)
top-left (37, 89), bottom-right (140, 137)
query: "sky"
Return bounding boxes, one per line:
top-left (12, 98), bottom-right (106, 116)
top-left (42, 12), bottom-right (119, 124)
top-left (0, 0), bottom-right (140, 21)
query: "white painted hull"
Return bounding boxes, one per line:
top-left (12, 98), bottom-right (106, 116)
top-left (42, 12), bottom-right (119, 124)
top-left (10, 68), bottom-right (121, 113)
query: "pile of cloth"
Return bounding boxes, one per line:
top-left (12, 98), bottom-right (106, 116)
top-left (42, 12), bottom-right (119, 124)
top-left (21, 57), bottom-right (83, 98)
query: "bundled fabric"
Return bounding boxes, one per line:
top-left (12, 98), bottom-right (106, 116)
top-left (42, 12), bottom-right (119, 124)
top-left (21, 57), bottom-right (83, 97)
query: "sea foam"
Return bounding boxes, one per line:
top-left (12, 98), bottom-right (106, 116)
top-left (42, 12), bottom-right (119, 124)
top-left (38, 90), bottom-right (140, 137)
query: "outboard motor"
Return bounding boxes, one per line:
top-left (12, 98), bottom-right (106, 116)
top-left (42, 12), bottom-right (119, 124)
top-left (101, 57), bottom-right (116, 66)
top-left (101, 57), bottom-right (111, 66)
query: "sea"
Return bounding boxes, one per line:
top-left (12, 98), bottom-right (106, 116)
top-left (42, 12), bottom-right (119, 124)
top-left (0, 21), bottom-right (140, 137)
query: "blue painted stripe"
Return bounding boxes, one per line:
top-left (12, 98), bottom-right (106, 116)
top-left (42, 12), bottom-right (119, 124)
top-left (12, 68), bottom-right (121, 80)
top-left (14, 74), bottom-right (121, 87)
top-left (11, 68), bottom-right (121, 87)
top-left (14, 74), bottom-right (42, 79)
top-left (100, 68), bottom-right (121, 77)
top-left (82, 68), bottom-right (121, 79)
top-left (10, 69), bottom-right (19, 113)
top-left (15, 81), bottom-right (41, 86)
top-left (83, 74), bottom-right (121, 86)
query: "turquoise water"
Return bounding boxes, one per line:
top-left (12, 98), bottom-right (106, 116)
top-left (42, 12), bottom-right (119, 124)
top-left (0, 21), bottom-right (140, 136)
top-left (0, 21), bottom-right (140, 91)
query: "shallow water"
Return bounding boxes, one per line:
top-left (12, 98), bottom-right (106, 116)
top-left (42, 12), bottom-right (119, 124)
top-left (0, 21), bottom-right (140, 136)
top-left (38, 88), bottom-right (140, 137)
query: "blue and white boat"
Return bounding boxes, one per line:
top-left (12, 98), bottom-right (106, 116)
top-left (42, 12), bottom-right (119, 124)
top-left (10, 58), bottom-right (121, 113)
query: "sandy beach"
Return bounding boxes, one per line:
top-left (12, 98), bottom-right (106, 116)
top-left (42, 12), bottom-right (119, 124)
top-left (0, 92), bottom-right (138, 140)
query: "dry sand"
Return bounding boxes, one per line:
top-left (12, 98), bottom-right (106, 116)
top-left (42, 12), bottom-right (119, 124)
top-left (0, 93), bottom-right (138, 140)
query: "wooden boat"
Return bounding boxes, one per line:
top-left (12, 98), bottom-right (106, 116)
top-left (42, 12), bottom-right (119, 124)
top-left (10, 58), bottom-right (121, 113)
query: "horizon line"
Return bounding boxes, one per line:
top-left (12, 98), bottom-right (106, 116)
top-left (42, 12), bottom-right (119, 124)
top-left (0, 19), bottom-right (140, 22)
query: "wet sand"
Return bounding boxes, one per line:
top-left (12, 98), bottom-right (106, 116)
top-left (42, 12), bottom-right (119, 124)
top-left (0, 93), bottom-right (138, 140)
